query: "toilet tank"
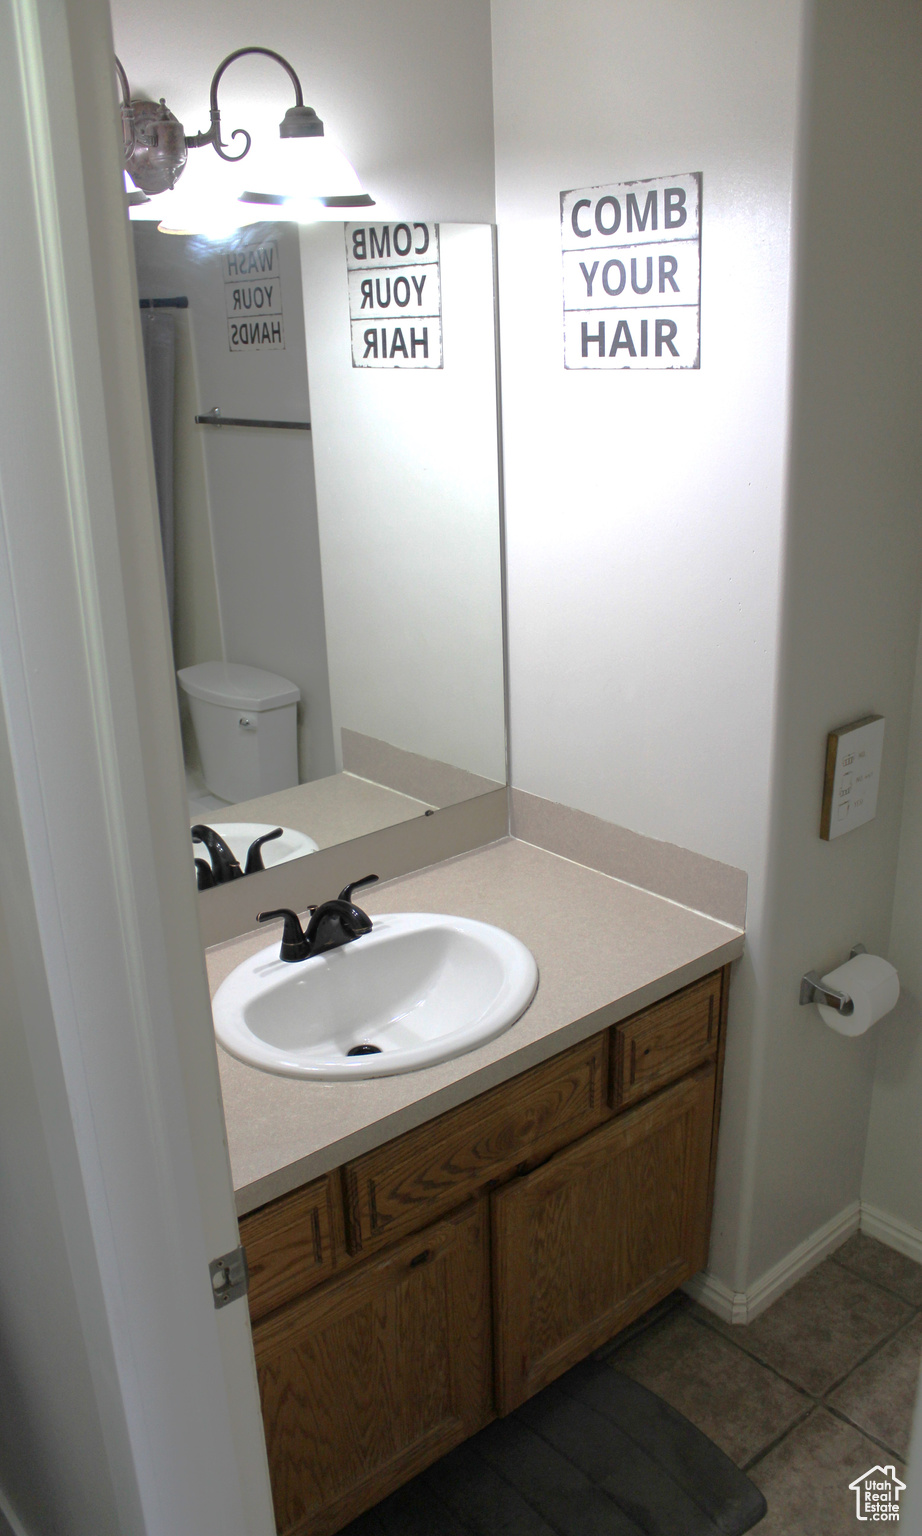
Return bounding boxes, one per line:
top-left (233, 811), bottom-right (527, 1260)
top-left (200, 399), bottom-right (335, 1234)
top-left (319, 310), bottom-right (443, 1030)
top-left (177, 661), bottom-right (300, 805)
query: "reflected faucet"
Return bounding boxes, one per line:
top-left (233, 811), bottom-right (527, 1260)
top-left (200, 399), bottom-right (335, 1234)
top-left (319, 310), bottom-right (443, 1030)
top-left (192, 823), bottom-right (285, 887)
top-left (192, 824), bottom-right (243, 884)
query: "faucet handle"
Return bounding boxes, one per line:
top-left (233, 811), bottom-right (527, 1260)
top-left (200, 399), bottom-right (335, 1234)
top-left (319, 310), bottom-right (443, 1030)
top-left (257, 908), bottom-right (309, 962)
top-left (337, 874), bottom-right (379, 904)
top-left (244, 826), bottom-right (283, 875)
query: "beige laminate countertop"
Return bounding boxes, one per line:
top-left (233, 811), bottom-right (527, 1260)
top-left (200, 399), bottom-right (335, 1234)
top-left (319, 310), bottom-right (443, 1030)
top-left (209, 837), bottom-right (745, 1216)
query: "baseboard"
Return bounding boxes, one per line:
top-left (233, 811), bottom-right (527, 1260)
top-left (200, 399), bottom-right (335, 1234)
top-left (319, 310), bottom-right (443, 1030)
top-left (860, 1202), bottom-right (922, 1265)
top-left (684, 1200), bottom-right (861, 1324)
top-left (682, 1270), bottom-right (749, 1324)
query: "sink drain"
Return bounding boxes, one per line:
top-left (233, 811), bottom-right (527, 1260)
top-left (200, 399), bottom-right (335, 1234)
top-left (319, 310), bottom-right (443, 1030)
top-left (347, 1043), bottom-right (382, 1057)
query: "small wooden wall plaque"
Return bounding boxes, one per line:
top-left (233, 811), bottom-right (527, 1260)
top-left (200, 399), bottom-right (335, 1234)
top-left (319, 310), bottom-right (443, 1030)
top-left (820, 715), bottom-right (885, 841)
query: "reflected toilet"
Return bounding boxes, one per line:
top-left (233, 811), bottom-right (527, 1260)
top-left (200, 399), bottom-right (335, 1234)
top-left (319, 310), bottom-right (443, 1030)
top-left (177, 661), bottom-right (300, 804)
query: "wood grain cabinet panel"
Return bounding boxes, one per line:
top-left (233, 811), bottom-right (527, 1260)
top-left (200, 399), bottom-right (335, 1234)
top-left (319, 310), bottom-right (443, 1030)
top-left (342, 1032), bottom-right (608, 1257)
top-left (240, 1175), bottom-right (339, 1324)
top-left (492, 1064), bottom-right (716, 1414)
top-left (252, 1199), bottom-right (493, 1536)
top-left (611, 971), bottom-right (721, 1108)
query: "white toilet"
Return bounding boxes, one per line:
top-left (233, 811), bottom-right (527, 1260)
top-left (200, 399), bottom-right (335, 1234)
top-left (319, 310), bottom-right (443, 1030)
top-left (176, 661), bottom-right (301, 805)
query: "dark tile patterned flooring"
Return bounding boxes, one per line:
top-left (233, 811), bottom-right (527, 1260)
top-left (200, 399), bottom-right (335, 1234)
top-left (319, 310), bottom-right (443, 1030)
top-left (601, 1234), bottom-right (922, 1534)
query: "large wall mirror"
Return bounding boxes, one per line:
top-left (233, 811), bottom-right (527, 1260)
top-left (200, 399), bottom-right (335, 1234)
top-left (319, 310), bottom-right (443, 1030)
top-left (132, 218), bottom-right (507, 906)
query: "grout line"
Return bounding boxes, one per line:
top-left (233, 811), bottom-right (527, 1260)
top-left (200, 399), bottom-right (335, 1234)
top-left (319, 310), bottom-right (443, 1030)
top-left (818, 1308), bottom-right (921, 1399)
top-left (821, 1401), bottom-right (908, 1466)
top-left (608, 1272), bottom-right (922, 1494)
top-left (688, 1289), bottom-right (919, 1409)
top-left (686, 1306), bottom-right (824, 1398)
top-left (742, 1403), bottom-right (818, 1475)
top-left (828, 1250), bottom-right (922, 1309)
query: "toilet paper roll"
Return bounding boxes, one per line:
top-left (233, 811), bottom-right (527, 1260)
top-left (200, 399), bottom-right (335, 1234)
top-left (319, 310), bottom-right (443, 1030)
top-left (817, 952), bottom-right (900, 1036)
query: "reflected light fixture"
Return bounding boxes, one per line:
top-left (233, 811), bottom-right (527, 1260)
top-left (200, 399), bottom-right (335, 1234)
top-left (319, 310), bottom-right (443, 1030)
top-left (116, 46), bottom-right (373, 235)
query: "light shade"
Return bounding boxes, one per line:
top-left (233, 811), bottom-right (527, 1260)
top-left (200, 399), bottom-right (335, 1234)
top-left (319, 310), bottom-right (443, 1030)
top-left (239, 134), bottom-right (368, 202)
top-left (125, 131), bottom-right (371, 236)
top-left (126, 161), bottom-right (262, 238)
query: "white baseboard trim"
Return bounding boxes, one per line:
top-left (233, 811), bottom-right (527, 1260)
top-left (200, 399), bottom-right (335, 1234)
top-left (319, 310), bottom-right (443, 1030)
top-left (682, 1270), bottom-right (749, 1323)
top-left (860, 1202), bottom-right (922, 1265)
top-left (684, 1200), bottom-right (861, 1324)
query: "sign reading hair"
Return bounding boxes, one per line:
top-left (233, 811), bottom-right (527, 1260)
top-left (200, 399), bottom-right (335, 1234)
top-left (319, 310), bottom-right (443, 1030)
top-left (346, 223), bottom-right (442, 369)
top-left (561, 173), bottom-right (701, 369)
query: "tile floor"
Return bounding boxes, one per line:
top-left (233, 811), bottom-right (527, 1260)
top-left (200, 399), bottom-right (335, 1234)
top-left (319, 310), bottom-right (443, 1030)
top-left (601, 1233), bottom-right (922, 1534)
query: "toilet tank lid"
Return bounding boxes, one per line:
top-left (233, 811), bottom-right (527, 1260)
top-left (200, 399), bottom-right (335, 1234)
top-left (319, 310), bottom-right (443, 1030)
top-left (177, 662), bottom-right (300, 710)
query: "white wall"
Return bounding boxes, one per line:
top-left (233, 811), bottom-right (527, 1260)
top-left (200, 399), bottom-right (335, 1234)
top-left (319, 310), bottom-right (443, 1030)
top-left (300, 222), bottom-right (506, 781)
top-left (492, 0), bottom-right (922, 1292)
top-left (863, 606), bottom-right (922, 1236)
top-left (742, 0), bottom-right (922, 1281)
top-left (492, 0), bottom-right (802, 1292)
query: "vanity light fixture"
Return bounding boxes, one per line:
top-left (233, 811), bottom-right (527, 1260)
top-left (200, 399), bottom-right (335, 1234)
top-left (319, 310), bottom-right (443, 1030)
top-left (117, 46), bottom-right (373, 234)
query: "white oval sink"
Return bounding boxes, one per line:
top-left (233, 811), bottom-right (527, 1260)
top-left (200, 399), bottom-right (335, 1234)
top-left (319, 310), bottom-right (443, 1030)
top-left (212, 913), bottom-right (539, 1079)
top-left (192, 822), bottom-right (319, 872)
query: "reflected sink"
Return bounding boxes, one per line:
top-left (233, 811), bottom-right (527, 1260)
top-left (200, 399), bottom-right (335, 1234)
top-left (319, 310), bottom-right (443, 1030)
top-left (193, 822), bottom-right (319, 873)
top-left (211, 913), bottom-right (539, 1079)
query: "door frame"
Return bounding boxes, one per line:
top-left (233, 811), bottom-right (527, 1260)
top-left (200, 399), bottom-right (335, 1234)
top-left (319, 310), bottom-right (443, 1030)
top-left (0, 0), bottom-right (274, 1529)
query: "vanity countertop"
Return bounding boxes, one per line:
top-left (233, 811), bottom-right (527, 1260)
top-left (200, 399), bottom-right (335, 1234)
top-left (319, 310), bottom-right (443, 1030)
top-left (209, 836), bottom-right (745, 1216)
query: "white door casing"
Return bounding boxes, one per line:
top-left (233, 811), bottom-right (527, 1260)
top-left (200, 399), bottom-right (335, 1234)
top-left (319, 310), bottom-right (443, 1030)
top-left (0, 0), bottom-right (275, 1529)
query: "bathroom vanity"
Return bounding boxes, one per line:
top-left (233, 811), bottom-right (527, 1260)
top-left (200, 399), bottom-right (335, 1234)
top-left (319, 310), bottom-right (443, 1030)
top-left (210, 838), bottom-right (744, 1536)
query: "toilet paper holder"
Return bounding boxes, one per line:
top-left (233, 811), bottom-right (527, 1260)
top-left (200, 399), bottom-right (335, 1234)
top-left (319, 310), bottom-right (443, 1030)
top-left (799, 944), bottom-right (866, 1015)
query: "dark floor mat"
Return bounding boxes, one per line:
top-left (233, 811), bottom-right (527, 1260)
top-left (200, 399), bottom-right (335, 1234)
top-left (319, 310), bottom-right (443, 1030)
top-left (340, 1357), bottom-right (767, 1536)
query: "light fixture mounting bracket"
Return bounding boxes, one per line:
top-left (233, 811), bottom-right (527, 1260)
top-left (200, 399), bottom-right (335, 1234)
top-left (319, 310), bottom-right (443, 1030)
top-left (118, 46), bottom-right (322, 196)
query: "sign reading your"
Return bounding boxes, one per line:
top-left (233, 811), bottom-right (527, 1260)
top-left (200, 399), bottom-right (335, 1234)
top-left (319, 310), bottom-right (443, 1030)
top-left (346, 223), bottom-right (442, 369)
top-left (561, 172), bottom-right (701, 370)
top-left (224, 240), bottom-right (285, 352)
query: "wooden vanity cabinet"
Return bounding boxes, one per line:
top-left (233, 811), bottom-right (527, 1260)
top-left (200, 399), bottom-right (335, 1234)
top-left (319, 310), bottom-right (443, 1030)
top-left (241, 1175), bottom-right (340, 1324)
top-left (342, 1030), bottom-right (608, 1259)
top-left (253, 1200), bottom-right (492, 1536)
top-left (242, 964), bottom-right (730, 1536)
top-left (491, 1063), bottom-right (715, 1412)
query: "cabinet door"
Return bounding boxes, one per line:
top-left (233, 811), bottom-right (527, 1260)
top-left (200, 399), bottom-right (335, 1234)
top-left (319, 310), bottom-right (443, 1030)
top-left (492, 1065), bottom-right (715, 1414)
top-left (252, 1199), bottom-right (493, 1536)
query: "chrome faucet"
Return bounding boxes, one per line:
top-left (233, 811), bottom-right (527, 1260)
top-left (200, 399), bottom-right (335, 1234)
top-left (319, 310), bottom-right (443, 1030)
top-left (258, 875), bottom-right (379, 962)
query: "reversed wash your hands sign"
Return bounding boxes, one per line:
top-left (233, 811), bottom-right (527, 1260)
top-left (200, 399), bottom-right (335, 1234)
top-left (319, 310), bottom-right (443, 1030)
top-left (561, 172), bottom-right (701, 369)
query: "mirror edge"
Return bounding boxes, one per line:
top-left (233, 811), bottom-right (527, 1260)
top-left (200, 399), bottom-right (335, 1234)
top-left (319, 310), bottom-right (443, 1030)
top-left (196, 787), bottom-right (508, 948)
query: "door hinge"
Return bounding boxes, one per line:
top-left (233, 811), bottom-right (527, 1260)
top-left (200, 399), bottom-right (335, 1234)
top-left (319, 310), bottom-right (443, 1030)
top-left (209, 1245), bottom-right (249, 1309)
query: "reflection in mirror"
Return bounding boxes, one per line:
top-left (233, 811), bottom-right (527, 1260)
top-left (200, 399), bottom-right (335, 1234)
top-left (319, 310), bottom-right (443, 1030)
top-left (132, 220), bottom-right (506, 889)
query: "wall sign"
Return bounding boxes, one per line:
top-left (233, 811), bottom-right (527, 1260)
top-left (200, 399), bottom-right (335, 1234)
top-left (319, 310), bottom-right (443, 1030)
top-left (820, 715), bottom-right (885, 840)
top-left (346, 222), bottom-right (442, 369)
top-left (561, 172), bottom-right (701, 370)
top-left (224, 240), bottom-right (285, 352)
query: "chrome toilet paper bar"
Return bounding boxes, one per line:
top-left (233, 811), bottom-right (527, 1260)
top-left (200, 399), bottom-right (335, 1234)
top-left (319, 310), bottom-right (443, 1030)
top-left (799, 943), bottom-right (866, 1014)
